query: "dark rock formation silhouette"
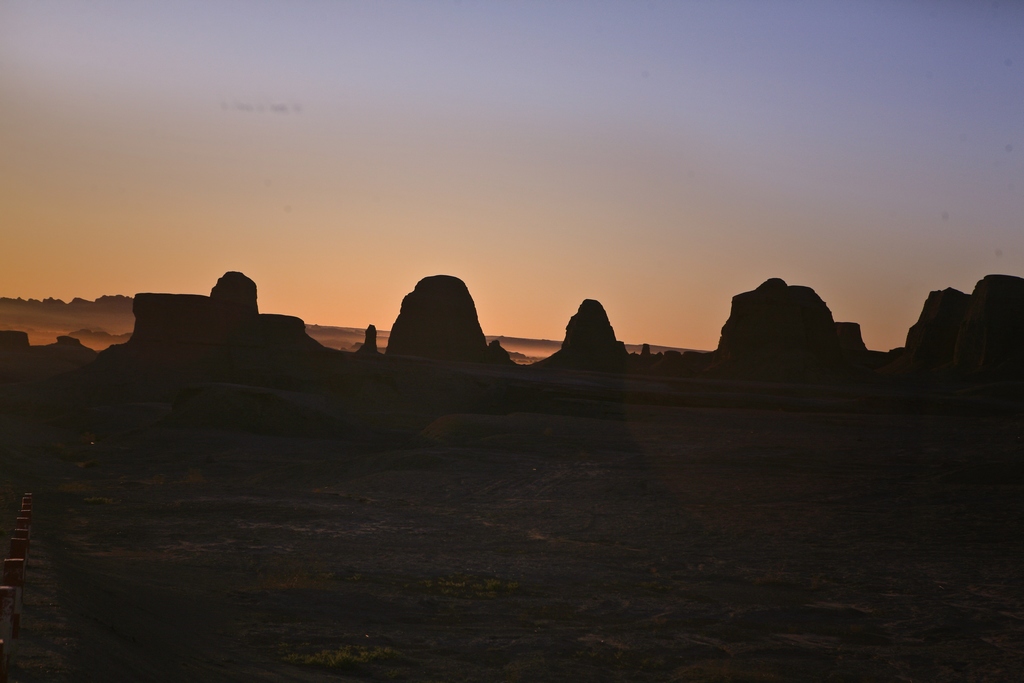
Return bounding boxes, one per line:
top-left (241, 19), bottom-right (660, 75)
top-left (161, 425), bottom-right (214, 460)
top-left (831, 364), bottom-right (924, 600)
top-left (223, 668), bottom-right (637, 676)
top-left (0, 330), bottom-right (97, 384)
top-left (484, 339), bottom-right (516, 366)
top-left (356, 324), bottom-right (380, 355)
top-left (0, 330), bottom-right (30, 350)
top-left (81, 272), bottom-right (326, 398)
top-left (210, 271), bottom-right (258, 312)
top-left (55, 335), bottom-right (86, 347)
top-left (706, 278), bottom-right (847, 381)
top-left (627, 343), bottom-right (662, 374)
top-left (535, 299), bottom-right (628, 373)
top-left (952, 275), bottom-right (1024, 377)
top-left (130, 294), bottom-right (256, 347)
top-left (835, 323), bottom-right (867, 352)
top-left (649, 350), bottom-right (714, 377)
top-left (386, 276), bottom-right (489, 363)
top-left (0, 295), bottom-right (134, 347)
top-left (65, 329), bottom-right (132, 351)
top-left (884, 287), bottom-right (971, 373)
top-left (834, 322), bottom-right (895, 370)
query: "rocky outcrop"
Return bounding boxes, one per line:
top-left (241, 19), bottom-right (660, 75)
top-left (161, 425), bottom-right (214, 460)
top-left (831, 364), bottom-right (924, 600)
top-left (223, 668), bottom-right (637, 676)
top-left (884, 288), bottom-right (971, 373)
top-left (0, 330), bottom-right (97, 384)
top-left (649, 350), bottom-right (713, 377)
top-left (952, 275), bottom-right (1024, 377)
top-left (835, 323), bottom-right (867, 352)
top-left (535, 299), bottom-right (628, 373)
top-left (705, 278), bottom-right (847, 381)
top-left (386, 276), bottom-right (489, 363)
top-left (130, 293), bottom-right (256, 347)
top-left (356, 325), bottom-right (379, 355)
top-left (484, 339), bottom-right (516, 366)
top-left (81, 272), bottom-right (327, 397)
top-left (834, 322), bottom-right (895, 370)
top-left (627, 343), bottom-right (662, 374)
top-left (0, 330), bottom-right (29, 350)
top-left (55, 335), bottom-right (85, 347)
top-left (210, 271), bottom-right (258, 312)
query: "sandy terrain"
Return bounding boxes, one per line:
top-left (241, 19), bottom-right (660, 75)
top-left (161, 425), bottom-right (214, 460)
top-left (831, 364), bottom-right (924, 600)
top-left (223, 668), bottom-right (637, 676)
top-left (1, 374), bottom-right (1022, 682)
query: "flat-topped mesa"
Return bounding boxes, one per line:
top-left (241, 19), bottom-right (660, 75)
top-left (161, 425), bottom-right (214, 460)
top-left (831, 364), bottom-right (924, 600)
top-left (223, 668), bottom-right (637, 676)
top-left (126, 272), bottom-right (317, 352)
top-left (130, 293), bottom-right (256, 346)
top-left (385, 275), bottom-right (489, 363)
top-left (885, 287), bottom-right (971, 373)
top-left (835, 321), bottom-right (897, 370)
top-left (55, 335), bottom-right (85, 347)
top-left (835, 322), bottom-right (867, 353)
top-left (356, 324), bottom-right (379, 355)
top-left (0, 330), bottom-right (30, 350)
top-left (536, 299), bottom-right (628, 373)
top-left (953, 274), bottom-right (1024, 376)
top-left (0, 329), bottom-right (97, 384)
top-left (706, 278), bottom-right (846, 381)
top-left (210, 271), bottom-right (258, 312)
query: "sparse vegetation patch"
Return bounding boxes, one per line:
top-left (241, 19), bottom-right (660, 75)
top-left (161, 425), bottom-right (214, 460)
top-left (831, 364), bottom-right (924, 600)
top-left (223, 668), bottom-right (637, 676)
top-left (415, 573), bottom-right (519, 598)
top-left (283, 645), bottom-right (399, 669)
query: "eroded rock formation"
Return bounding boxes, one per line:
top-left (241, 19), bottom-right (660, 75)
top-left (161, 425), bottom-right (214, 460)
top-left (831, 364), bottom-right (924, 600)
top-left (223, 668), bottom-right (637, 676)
top-left (210, 271), bottom-right (258, 312)
top-left (834, 322), bottom-right (895, 370)
top-left (484, 339), bottom-right (515, 366)
top-left (706, 278), bottom-right (846, 381)
top-left (356, 325), bottom-right (379, 355)
top-left (385, 276), bottom-right (489, 363)
top-left (0, 329), bottom-right (97, 384)
top-left (85, 272), bottom-right (325, 395)
top-left (953, 274), bottom-right (1024, 376)
top-left (55, 335), bottom-right (85, 347)
top-left (835, 323), bottom-right (867, 352)
top-left (649, 349), bottom-right (713, 377)
top-left (885, 288), bottom-right (970, 373)
top-left (536, 299), bottom-right (628, 373)
top-left (0, 330), bottom-right (29, 350)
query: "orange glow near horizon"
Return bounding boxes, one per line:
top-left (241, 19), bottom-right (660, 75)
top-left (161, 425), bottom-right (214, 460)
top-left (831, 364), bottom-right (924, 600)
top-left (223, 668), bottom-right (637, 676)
top-left (2, 3), bottom-right (1020, 352)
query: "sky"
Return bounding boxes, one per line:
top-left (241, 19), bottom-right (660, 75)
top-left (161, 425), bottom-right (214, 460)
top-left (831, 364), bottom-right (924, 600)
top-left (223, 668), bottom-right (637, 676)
top-left (1, 1), bottom-right (1021, 350)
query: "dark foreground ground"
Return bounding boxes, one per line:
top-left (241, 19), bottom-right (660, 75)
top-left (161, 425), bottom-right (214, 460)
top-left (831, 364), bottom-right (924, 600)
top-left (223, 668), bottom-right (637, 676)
top-left (1, 376), bottom-right (1023, 682)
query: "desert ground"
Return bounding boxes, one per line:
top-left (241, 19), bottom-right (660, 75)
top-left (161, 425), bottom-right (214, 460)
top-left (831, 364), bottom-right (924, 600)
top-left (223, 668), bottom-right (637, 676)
top-left (1, 362), bottom-right (1022, 683)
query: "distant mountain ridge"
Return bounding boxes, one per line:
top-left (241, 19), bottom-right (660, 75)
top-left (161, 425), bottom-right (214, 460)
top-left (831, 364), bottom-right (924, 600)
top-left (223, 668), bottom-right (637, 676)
top-left (0, 295), bottom-right (135, 346)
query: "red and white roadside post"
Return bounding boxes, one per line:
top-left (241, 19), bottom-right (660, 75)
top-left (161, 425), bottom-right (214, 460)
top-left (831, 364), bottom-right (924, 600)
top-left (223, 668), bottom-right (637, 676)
top-left (9, 531), bottom-right (27, 566)
top-left (0, 584), bottom-right (16, 680)
top-left (2, 559), bottom-right (24, 659)
top-left (0, 493), bottom-right (34, 682)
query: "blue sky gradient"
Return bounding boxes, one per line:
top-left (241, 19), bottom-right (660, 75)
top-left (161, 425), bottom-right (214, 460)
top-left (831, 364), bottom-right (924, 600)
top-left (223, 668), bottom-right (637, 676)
top-left (1, 1), bottom-right (1021, 349)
